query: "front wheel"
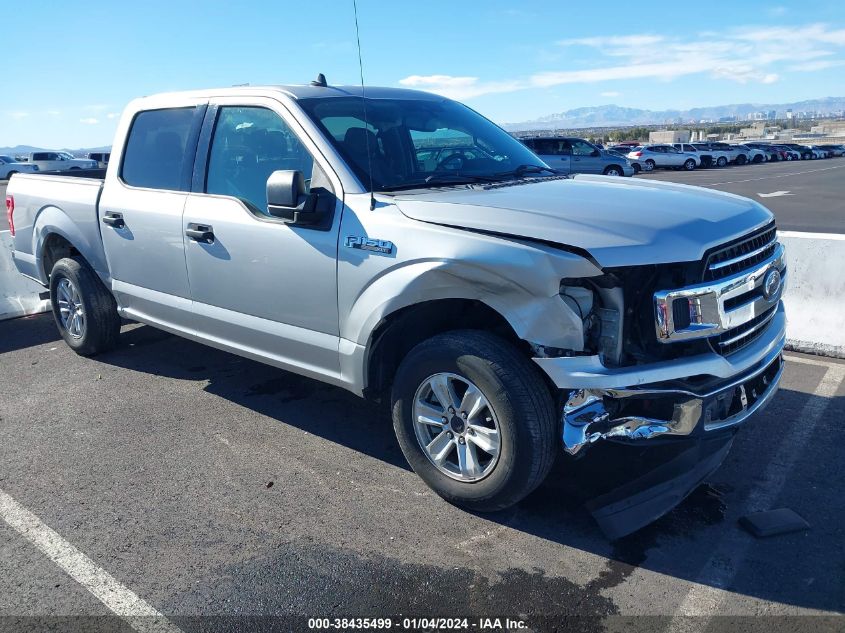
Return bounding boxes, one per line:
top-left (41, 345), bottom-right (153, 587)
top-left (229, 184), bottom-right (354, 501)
top-left (683, 159), bottom-right (696, 170)
top-left (735, 155), bottom-right (747, 165)
top-left (391, 331), bottom-right (556, 512)
top-left (643, 159), bottom-right (655, 172)
top-left (602, 165), bottom-right (623, 176)
top-left (49, 257), bottom-right (121, 356)
top-left (752, 154), bottom-right (764, 163)
top-left (716, 157), bottom-right (728, 167)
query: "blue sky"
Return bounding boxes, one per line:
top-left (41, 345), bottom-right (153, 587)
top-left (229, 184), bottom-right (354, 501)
top-left (3, 0), bottom-right (844, 148)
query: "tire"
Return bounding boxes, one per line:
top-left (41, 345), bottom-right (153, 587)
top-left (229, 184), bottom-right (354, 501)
top-left (643, 159), bottom-right (655, 172)
top-left (752, 154), bottom-right (764, 163)
top-left (49, 257), bottom-right (121, 356)
top-left (802, 152), bottom-right (812, 160)
top-left (683, 158), bottom-right (696, 171)
top-left (735, 154), bottom-right (747, 165)
top-left (391, 330), bottom-right (556, 513)
top-left (602, 165), bottom-right (623, 176)
top-left (631, 163), bottom-right (641, 174)
top-left (716, 157), bottom-right (728, 167)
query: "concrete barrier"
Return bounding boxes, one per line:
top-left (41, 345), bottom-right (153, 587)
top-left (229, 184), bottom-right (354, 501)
top-left (0, 231), bottom-right (50, 320)
top-left (780, 231), bottom-right (845, 358)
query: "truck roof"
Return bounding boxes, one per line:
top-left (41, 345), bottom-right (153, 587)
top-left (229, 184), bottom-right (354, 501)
top-left (133, 84), bottom-right (445, 104)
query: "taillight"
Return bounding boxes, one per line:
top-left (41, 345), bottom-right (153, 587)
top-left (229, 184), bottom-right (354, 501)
top-left (632, 151), bottom-right (642, 157)
top-left (5, 195), bottom-right (14, 237)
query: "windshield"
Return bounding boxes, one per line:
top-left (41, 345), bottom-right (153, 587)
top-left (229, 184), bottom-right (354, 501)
top-left (58, 152), bottom-right (75, 160)
top-left (298, 97), bottom-right (548, 191)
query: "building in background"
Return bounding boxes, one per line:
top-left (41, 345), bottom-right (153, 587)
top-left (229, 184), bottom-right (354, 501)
top-left (648, 129), bottom-right (690, 143)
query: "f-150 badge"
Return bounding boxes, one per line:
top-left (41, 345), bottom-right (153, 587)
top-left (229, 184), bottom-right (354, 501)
top-left (345, 236), bottom-right (394, 255)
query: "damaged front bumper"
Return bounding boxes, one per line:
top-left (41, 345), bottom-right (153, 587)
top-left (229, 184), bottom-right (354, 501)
top-left (533, 302), bottom-right (786, 456)
top-left (562, 347), bottom-right (783, 454)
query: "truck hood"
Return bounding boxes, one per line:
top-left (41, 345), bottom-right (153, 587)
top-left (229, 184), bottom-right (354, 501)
top-left (392, 174), bottom-right (774, 268)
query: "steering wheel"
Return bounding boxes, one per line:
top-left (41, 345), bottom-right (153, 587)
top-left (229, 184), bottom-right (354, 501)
top-left (434, 151), bottom-right (469, 171)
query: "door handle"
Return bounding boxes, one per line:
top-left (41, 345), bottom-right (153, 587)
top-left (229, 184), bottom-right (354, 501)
top-left (102, 212), bottom-right (125, 228)
top-left (186, 223), bottom-right (214, 243)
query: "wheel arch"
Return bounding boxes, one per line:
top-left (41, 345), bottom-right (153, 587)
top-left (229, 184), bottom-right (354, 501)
top-left (33, 206), bottom-right (110, 285)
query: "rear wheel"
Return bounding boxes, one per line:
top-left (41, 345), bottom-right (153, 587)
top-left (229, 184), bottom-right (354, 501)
top-left (716, 157), bottom-right (728, 167)
top-left (643, 159), bottom-right (655, 172)
top-left (735, 154), bottom-right (747, 165)
top-left (49, 257), bottom-right (121, 356)
top-left (683, 158), bottom-right (696, 170)
top-left (752, 154), bottom-right (764, 163)
top-left (391, 331), bottom-right (556, 512)
top-left (602, 165), bottom-right (623, 176)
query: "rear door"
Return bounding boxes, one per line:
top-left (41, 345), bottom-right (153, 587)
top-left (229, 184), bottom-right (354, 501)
top-left (98, 101), bottom-right (206, 331)
top-left (531, 138), bottom-right (571, 174)
top-left (181, 97), bottom-right (344, 378)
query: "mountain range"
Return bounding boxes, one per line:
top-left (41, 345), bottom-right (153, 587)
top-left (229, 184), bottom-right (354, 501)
top-left (503, 97), bottom-right (845, 131)
top-left (0, 145), bottom-right (111, 158)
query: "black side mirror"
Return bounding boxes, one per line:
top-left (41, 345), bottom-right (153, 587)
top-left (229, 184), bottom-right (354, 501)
top-left (266, 170), bottom-right (321, 225)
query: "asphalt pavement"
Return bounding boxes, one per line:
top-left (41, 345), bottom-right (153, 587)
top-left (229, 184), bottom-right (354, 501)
top-left (0, 314), bottom-right (843, 632)
top-left (636, 158), bottom-right (845, 233)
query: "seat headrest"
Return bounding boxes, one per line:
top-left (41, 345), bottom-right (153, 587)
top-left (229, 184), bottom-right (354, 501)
top-left (343, 127), bottom-right (378, 154)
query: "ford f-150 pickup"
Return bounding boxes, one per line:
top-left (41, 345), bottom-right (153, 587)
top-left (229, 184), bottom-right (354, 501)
top-left (6, 80), bottom-right (786, 536)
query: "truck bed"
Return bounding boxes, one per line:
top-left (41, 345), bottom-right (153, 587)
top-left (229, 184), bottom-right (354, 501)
top-left (7, 172), bottom-right (109, 285)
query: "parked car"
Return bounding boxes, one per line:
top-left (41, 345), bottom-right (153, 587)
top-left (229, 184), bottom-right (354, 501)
top-left (521, 136), bottom-right (634, 176)
top-left (626, 144), bottom-right (699, 171)
top-left (780, 144), bottom-right (815, 160)
top-left (25, 151), bottom-right (98, 172)
top-left (707, 142), bottom-right (751, 165)
top-left (0, 155), bottom-right (39, 179)
top-left (806, 145), bottom-right (831, 158)
top-left (691, 143), bottom-right (731, 167)
top-left (770, 145), bottom-right (800, 160)
top-left (731, 144), bottom-right (767, 164)
top-left (86, 152), bottom-right (111, 168)
top-left (743, 143), bottom-right (782, 162)
top-left (7, 81), bottom-right (786, 537)
top-left (672, 143), bottom-right (728, 168)
top-left (819, 144), bottom-right (845, 157)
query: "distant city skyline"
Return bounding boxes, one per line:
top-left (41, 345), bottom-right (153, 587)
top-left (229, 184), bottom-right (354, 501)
top-left (3, 0), bottom-right (845, 147)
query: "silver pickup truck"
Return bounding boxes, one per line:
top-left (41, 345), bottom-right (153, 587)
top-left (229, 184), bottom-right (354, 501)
top-left (7, 81), bottom-right (786, 536)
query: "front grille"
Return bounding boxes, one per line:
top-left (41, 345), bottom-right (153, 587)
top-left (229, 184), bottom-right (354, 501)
top-left (704, 222), bottom-right (777, 281)
top-left (710, 305), bottom-right (778, 356)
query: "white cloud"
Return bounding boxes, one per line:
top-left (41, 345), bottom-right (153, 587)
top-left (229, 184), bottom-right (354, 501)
top-left (106, 112), bottom-right (120, 119)
top-left (600, 91), bottom-right (621, 97)
top-left (399, 22), bottom-right (845, 100)
top-left (80, 117), bottom-right (99, 125)
top-left (5, 111), bottom-right (30, 119)
top-left (45, 110), bottom-right (61, 117)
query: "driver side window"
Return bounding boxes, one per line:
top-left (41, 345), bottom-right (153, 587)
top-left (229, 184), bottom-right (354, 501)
top-left (570, 140), bottom-right (595, 156)
top-left (206, 106), bottom-right (314, 213)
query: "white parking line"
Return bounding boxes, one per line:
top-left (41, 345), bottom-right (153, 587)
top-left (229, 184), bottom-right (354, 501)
top-left (704, 163), bottom-right (845, 186)
top-left (670, 363), bottom-right (845, 625)
top-left (785, 353), bottom-right (845, 368)
top-left (0, 487), bottom-right (182, 633)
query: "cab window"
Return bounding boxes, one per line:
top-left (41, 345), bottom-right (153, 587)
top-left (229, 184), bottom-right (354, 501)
top-left (205, 106), bottom-right (315, 213)
top-left (121, 107), bottom-right (196, 191)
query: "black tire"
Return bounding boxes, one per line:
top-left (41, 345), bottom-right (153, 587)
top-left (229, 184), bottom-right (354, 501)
top-left (716, 157), bottom-right (728, 167)
top-left (683, 158), bottom-right (696, 170)
top-left (802, 152), bottom-right (812, 160)
top-left (735, 154), bottom-right (747, 165)
top-left (752, 154), bottom-right (764, 163)
top-left (602, 165), bottom-right (623, 176)
top-left (644, 159), bottom-right (655, 172)
top-left (631, 163), bottom-right (641, 174)
top-left (391, 330), bottom-right (556, 512)
top-left (49, 257), bottom-right (121, 356)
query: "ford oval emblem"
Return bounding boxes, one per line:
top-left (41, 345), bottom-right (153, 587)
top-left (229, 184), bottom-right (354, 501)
top-left (763, 269), bottom-right (782, 301)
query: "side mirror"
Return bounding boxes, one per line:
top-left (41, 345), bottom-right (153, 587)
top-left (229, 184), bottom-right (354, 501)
top-left (591, 149), bottom-right (601, 157)
top-left (266, 170), bottom-right (321, 225)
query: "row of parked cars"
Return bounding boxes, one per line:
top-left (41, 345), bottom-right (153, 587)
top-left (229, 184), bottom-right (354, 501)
top-left (0, 151), bottom-right (111, 180)
top-left (610, 140), bottom-right (844, 173)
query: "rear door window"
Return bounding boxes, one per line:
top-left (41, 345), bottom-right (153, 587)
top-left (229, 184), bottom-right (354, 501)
top-left (121, 107), bottom-right (197, 191)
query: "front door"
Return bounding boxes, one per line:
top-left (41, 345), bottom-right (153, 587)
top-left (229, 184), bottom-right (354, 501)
top-left (182, 100), bottom-right (343, 379)
top-left (99, 103), bottom-right (206, 331)
top-left (569, 139), bottom-right (602, 174)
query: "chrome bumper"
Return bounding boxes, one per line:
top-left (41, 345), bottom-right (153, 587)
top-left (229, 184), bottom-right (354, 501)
top-left (561, 344), bottom-right (784, 455)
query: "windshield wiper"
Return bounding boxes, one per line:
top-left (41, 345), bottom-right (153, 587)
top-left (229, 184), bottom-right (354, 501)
top-left (380, 173), bottom-right (498, 191)
top-left (494, 164), bottom-right (561, 179)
